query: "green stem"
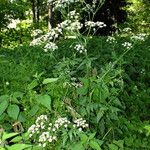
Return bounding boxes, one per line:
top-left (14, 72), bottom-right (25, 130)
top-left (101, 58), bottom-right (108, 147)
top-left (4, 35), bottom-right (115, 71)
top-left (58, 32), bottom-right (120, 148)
top-left (102, 128), bottom-right (112, 140)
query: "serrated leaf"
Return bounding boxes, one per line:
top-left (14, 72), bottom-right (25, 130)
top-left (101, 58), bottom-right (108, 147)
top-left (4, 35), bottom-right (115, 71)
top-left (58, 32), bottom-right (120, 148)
top-left (113, 140), bottom-right (124, 148)
top-left (79, 133), bottom-right (88, 144)
top-left (10, 136), bottom-right (22, 142)
top-left (7, 144), bottom-right (32, 150)
top-left (79, 78), bottom-right (89, 87)
top-left (36, 94), bottom-right (51, 110)
top-left (71, 143), bottom-right (84, 150)
top-left (0, 95), bottom-right (9, 103)
top-left (7, 104), bottom-right (20, 120)
top-left (11, 97), bottom-right (20, 104)
top-left (12, 92), bottom-right (24, 104)
top-left (29, 145), bottom-right (41, 150)
top-left (108, 144), bottom-right (118, 150)
top-left (125, 137), bottom-right (134, 146)
top-left (97, 140), bottom-right (104, 146)
top-left (97, 110), bottom-right (104, 123)
top-left (0, 100), bottom-right (8, 116)
top-left (89, 132), bottom-right (96, 140)
top-left (0, 113), bottom-right (6, 121)
top-left (113, 98), bottom-right (122, 107)
top-left (28, 80), bottom-right (38, 90)
top-left (68, 130), bottom-right (73, 141)
top-left (13, 92), bottom-right (24, 99)
top-left (29, 105), bottom-right (39, 116)
top-left (90, 140), bottom-right (101, 150)
top-left (77, 87), bottom-right (88, 95)
top-left (18, 112), bottom-right (26, 122)
top-left (2, 132), bottom-right (19, 141)
top-left (43, 78), bottom-right (58, 84)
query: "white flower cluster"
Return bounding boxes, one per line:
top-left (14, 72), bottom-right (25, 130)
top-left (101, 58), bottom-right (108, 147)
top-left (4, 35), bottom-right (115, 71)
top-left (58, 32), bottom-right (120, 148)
top-left (28, 115), bottom-right (48, 137)
top-left (67, 21), bottom-right (83, 31)
top-left (30, 37), bottom-right (42, 46)
top-left (71, 77), bottom-right (82, 88)
top-left (73, 118), bottom-right (89, 131)
top-left (92, 0), bottom-right (98, 7)
top-left (83, 0), bottom-right (98, 13)
top-left (67, 10), bottom-right (80, 20)
top-left (58, 19), bottom-right (83, 32)
top-left (122, 42), bottom-right (132, 49)
top-left (48, 0), bottom-right (80, 10)
top-left (39, 132), bottom-right (57, 146)
top-left (106, 36), bottom-right (117, 44)
top-left (44, 42), bottom-right (58, 52)
top-left (85, 21), bottom-right (106, 28)
top-left (131, 33), bottom-right (148, 41)
top-left (122, 27), bottom-right (132, 32)
top-left (30, 28), bottom-right (60, 47)
top-left (43, 29), bottom-right (60, 41)
top-left (28, 115), bottom-right (88, 148)
top-left (57, 20), bottom-right (72, 29)
top-left (31, 29), bottom-right (43, 37)
top-left (74, 44), bottom-right (87, 53)
top-left (53, 117), bottom-right (70, 129)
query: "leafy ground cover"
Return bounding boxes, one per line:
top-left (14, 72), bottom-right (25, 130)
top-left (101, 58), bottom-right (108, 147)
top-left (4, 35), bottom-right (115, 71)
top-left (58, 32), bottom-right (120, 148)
top-left (0, 33), bottom-right (150, 149)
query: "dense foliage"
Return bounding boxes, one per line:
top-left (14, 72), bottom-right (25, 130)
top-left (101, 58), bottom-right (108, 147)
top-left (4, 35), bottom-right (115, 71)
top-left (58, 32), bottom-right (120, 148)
top-left (0, 0), bottom-right (150, 150)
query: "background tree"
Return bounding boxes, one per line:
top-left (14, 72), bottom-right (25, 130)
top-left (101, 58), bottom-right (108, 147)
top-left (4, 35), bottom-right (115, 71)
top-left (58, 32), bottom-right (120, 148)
top-left (125, 0), bottom-right (150, 32)
top-left (81, 0), bottom-right (128, 35)
top-left (0, 0), bottom-right (28, 46)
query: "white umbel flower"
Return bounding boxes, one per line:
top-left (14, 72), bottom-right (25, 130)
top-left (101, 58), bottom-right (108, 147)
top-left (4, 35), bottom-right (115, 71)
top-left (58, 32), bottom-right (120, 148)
top-left (44, 42), bottom-right (58, 52)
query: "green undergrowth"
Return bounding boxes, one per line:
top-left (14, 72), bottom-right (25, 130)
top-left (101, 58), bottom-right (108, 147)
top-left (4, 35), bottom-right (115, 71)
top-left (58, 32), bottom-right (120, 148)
top-left (0, 36), bottom-right (150, 149)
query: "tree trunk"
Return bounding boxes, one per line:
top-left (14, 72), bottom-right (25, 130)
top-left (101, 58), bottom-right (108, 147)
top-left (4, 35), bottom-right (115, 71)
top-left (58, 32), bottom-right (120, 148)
top-left (48, 4), bottom-right (53, 31)
top-left (36, 0), bottom-right (40, 28)
top-left (31, 0), bottom-right (36, 24)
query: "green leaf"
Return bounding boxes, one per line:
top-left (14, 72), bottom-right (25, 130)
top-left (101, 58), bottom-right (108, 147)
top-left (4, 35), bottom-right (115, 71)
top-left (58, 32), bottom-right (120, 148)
top-left (10, 136), bottom-right (22, 142)
top-left (79, 78), bottom-right (89, 87)
top-left (77, 87), bottom-right (88, 95)
top-left (28, 80), bottom-right (38, 90)
top-left (29, 146), bottom-right (41, 150)
top-left (97, 140), bottom-right (104, 146)
top-left (113, 140), bottom-right (124, 148)
top-left (13, 92), bottom-right (24, 99)
top-left (29, 105), bottom-right (39, 116)
top-left (90, 140), bottom-right (101, 150)
top-left (100, 84), bottom-right (109, 101)
top-left (12, 92), bottom-right (24, 104)
top-left (0, 100), bottom-right (8, 116)
top-left (7, 144), bottom-right (32, 150)
top-left (79, 133), bottom-right (88, 144)
top-left (36, 94), bottom-right (51, 110)
top-left (2, 132), bottom-right (19, 141)
top-left (0, 148), bottom-right (6, 150)
top-left (112, 98), bottom-right (122, 107)
top-left (62, 134), bottom-right (68, 146)
top-left (43, 78), bottom-right (58, 84)
top-left (18, 112), bottom-right (26, 122)
top-left (7, 104), bottom-right (20, 120)
top-left (89, 132), bottom-right (96, 140)
top-left (0, 113), bottom-right (6, 121)
top-left (125, 137), bottom-right (134, 146)
top-left (68, 130), bottom-right (73, 141)
top-left (71, 143), bottom-right (84, 150)
top-left (108, 144), bottom-right (118, 150)
top-left (0, 95), bottom-right (9, 103)
top-left (97, 110), bottom-right (104, 123)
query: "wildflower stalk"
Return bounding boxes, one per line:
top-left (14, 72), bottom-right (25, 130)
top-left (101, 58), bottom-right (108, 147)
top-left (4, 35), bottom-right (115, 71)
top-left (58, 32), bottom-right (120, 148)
top-left (97, 45), bottom-right (133, 83)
